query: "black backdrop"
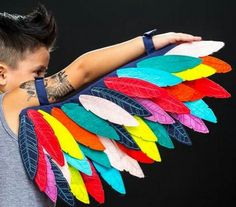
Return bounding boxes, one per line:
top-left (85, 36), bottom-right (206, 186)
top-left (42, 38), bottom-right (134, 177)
top-left (1, 0), bottom-right (235, 207)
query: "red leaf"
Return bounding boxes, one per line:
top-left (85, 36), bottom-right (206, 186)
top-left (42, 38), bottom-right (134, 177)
top-left (184, 78), bottom-right (231, 98)
top-left (104, 77), bottom-right (189, 114)
top-left (116, 142), bottom-right (154, 164)
top-left (35, 143), bottom-right (47, 192)
top-left (27, 110), bottom-right (64, 166)
top-left (81, 160), bottom-right (105, 204)
top-left (152, 95), bottom-right (190, 114)
top-left (104, 77), bottom-right (166, 98)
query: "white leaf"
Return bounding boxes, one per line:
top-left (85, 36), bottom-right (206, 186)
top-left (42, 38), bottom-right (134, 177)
top-left (165, 41), bottom-right (224, 57)
top-left (99, 136), bottom-right (144, 178)
top-left (79, 94), bottom-right (139, 126)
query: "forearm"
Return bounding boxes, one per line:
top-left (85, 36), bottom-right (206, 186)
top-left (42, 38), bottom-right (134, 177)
top-left (75, 36), bottom-right (145, 83)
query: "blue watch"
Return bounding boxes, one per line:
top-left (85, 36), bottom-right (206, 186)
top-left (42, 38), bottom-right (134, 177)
top-left (34, 77), bottom-right (49, 105)
top-left (142, 28), bottom-right (157, 54)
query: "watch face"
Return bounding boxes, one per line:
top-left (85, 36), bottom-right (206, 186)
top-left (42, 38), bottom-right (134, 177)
top-left (144, 28), bottom-right (157, 37)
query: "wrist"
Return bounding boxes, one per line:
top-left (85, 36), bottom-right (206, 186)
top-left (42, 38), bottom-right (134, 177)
top-left (129, 36), bottom-right (146, 56)
top-left (136, 36), bottom-right (146, 53)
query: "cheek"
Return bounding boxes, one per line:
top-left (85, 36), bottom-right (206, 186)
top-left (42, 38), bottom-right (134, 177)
top-left (8, 71), bottom-right (35, 87)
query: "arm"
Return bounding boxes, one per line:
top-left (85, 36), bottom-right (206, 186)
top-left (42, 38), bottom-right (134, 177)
top-left (5, 32), bottom-right (202, 107)
top-left (69, 32), bottom-right (201, 86)
top-left (2, 32), bottom-right (201, 134)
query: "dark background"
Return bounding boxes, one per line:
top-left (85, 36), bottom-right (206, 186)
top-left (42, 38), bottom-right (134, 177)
top-left (2, 0), bottom-right (235, 206)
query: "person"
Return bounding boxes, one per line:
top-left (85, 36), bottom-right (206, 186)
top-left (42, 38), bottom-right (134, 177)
top-left (0, 3), bottom-right (202, 207)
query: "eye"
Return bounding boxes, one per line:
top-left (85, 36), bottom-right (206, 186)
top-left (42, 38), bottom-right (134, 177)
top-left (34, 69), bottom-right (48, 77)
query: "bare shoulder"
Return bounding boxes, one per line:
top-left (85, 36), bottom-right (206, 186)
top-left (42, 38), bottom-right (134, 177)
top-left (4, 64), bottom-right (87, 110)
top-left (2, 65), bottom-right (88, 135)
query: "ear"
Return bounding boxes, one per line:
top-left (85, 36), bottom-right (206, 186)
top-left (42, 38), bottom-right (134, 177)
top-left (0, 64), bottom-right (8, 86)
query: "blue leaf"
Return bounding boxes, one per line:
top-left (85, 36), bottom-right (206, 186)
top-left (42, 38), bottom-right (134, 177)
top-left (110, 123), bottom-right (140, 150)
top-left (165, 121), bottom-right (192, 145)
top-left (49, 156), bottom-right (75, 207)
top-left (64, 152), bottom-right (92, 176)
top-left (18, 114), bottom-right (38, 180)
top-left (93, 161), bottom-right (126, 194)
top-left (184, 99), bottom-right (217, 123)
top-left (117, 67), bottom-right (182, 87)
top-left (91, 86), bottom-right (151, 117)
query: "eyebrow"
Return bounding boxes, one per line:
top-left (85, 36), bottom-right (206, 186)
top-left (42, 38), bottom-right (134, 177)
top-left (34, 65), bottom-right (48, 71)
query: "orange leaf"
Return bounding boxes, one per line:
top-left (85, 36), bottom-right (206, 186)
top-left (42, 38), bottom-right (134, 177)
top-left (201, 56), bottom-right (232, 73)
top-left (165, 83), bottom-right (203, 101)
top-left (51, 107), bottom-right (105, 151)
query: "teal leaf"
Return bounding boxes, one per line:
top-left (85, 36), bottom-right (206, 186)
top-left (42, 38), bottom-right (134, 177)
top-left (61, 103), bottom-right (120, 140)
top-left (136, 55), bottom-right (202, 73)
top-left (80, 144), bottom-right (111, 168)
top-left (143, 119), bottom-right (174, 149)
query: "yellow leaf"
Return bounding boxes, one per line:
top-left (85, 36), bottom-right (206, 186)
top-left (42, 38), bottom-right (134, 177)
top-left (172, 64), bottom-right (216, 81)
top-left (68, 165), bottom-right (90, 204)
top-left (38, 110), bottom-right (83, 159)
top-left (124, 116), bottom-right (157, 142)
top-left (131, 134), bottom-right (161, 162)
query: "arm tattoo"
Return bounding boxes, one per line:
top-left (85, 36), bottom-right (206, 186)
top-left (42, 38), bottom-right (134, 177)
top-left (19, 80), bottom-right (37, 101)
top-left (19, 70), bottom-right (75, 103)
top-left (44, 70), bottom-right (74, 102)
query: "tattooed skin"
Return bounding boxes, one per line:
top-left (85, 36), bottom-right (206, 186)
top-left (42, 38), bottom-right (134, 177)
top-left (19, 80), bottom-right (37, 101)
top-left (44, 70), bottom-right (74, 102)
top-left (20, 70), bottom-right (74, 102)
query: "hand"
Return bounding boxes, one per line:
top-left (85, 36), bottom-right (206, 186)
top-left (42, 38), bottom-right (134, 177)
top-left (152, 32), bottom-right (202, 50)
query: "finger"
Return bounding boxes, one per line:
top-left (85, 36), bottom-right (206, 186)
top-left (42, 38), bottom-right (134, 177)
top-left (176, 33), bottom-right (202, 42)
top-left (177, 32), bottom-right (200, 37)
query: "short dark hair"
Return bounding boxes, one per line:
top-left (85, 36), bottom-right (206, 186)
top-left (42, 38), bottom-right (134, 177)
top-left (0, 3), bottom-right (57, 68)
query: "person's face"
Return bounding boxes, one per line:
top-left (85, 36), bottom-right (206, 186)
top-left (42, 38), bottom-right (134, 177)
top-left (0, 46), bottom-right (50, 92)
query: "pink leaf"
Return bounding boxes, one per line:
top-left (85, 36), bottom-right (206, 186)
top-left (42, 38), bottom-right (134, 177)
top-left (134, 98), bottom-right (175, 124)
top-left (44, 154), bottom-right (58, 203)
top-left (171, 113), bottom-right (209, 133)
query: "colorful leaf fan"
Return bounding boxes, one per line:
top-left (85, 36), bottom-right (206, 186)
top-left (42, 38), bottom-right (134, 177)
top-left (18, 40), bottom-right (232, 206)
